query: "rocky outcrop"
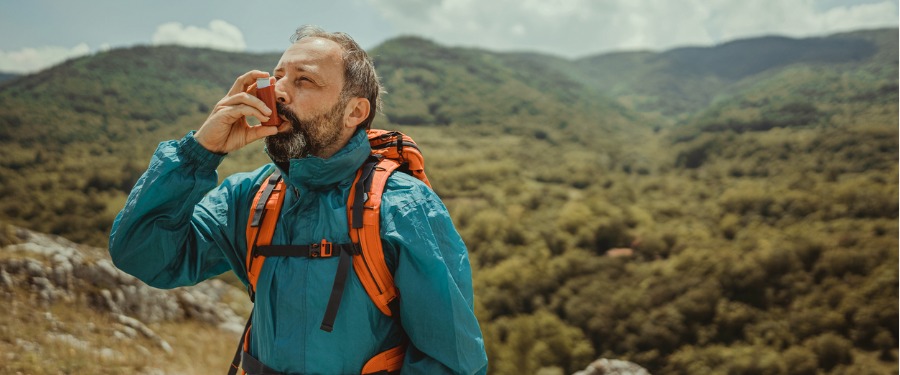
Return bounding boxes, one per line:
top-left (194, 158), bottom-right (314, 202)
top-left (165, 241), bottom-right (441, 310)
top-left (573, 358), bottom-right (651, 375)
top-left (0, 225), bottom-right (247, 354)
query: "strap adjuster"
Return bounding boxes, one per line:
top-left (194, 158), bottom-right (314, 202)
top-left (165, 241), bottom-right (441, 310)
top-left (311, 239), bottom-right (333, 258)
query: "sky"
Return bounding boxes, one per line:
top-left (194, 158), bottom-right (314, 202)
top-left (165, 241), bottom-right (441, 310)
top-left (0, 0), bottom-right (897, 74)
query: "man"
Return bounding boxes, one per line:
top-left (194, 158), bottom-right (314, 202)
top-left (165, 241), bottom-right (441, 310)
top-left (109, 25), bottom-right (488, 374)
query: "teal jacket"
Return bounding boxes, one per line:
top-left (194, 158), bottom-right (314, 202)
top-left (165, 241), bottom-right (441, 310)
top-left (109, 130), bottom-right (488, 374)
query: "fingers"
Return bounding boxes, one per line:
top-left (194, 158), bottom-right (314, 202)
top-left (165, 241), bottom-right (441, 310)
top-left (215, 92), bottom-right (273, 120)
top-left (212, 102), bottom-right (272, 125)
top-left (245, 122), bottom-right (280, 143)
top-left (227, 70), bottom-right (271, 97)
top-left (196, 70), bottom-right (277, 153)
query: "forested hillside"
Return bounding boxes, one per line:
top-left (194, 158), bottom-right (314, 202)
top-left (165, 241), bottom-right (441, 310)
top-left (0, 28), bottom-right (897, 374)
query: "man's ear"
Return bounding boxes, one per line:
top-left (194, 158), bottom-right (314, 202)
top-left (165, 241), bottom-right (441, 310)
top-left (343, 97), bottom-right (370, 129)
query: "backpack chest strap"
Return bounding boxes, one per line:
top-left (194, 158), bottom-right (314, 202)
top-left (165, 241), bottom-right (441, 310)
top-left (254, 241), bottom-right (361, 258)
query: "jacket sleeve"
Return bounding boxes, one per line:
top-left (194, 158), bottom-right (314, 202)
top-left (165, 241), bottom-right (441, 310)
top-left (381, 176), bottom-right (489, 375)
top-left (108, 132), bottom-right (254, 289)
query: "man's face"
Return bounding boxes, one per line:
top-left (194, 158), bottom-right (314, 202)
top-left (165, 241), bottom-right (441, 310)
top-left (265, 37), bottom-right (347, 161)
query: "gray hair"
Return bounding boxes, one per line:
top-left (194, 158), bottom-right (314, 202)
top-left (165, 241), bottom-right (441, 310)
top-left (290, 25), bottom-right (383, 130)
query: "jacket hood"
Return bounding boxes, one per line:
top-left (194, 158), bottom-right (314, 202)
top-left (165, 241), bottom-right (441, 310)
top-left (275, 129), bottom-right (370, 191)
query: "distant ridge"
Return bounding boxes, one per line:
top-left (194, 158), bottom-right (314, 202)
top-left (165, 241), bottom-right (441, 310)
top-left (661, 35), bottom-right (877, 79)
top-left (0, 72), bottom-right (18, 85)
top-left (572, 27), bottom-right (897, 117)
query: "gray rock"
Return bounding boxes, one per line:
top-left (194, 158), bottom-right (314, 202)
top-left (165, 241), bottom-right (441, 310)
top-left (46, 333), bottom-right (90, 351)
top-left (115, 314), bottom-right (173, 355)
top-left (23, 258), bottom-right (46, 278)
top-left (14, 338), bottom-right (41, 354)
top-left (31, 276), bottom-right (60, 304)
top-left (1, 225), bottom-right (248, 358)
top-left (99, 347), bottom-right (121, 361)
top-left (0, 268), bottom-right (13, 288)
top-left (573, 358), bottom-right (651, 375)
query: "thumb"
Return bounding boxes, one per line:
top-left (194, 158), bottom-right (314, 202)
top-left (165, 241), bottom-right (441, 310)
top-left (247, 125), bottom-right (279, 143)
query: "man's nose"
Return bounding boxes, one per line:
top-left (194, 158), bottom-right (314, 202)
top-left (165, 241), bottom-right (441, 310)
top-left (274, 79), bottom-right (288, 104)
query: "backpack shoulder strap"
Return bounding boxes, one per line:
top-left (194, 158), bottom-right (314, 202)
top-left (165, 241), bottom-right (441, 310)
top-left (245, 169), bottom-right (285, 300)
top-left (347, 156), bottom-right (402, 317)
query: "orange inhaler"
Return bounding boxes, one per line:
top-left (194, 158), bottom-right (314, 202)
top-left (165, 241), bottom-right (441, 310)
top-left (253, 77), bottom-right (282, 126)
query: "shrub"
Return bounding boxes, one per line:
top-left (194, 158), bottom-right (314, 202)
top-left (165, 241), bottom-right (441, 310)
top-left (782, 346), bottom-right (817, 375)
top-left (807, 333), bottom-right (854, 370)
top-left (484, 310), bottom-right (595, 374)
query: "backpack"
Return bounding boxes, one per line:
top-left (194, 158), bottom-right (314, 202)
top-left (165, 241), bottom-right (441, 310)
top-left (228, 129), bottom-right (431, 375)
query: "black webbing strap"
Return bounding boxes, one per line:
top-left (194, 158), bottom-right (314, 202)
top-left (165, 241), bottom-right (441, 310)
top-left (251, 170), bottom-right (283, 227)
top-left (352, 157), bottom-right (380, 229)
top-left (254, 243), bottom-right (355, 258)
top-left (247, 171), bottom-right (283, 303)
top-left (240, 351), bottom-right (283, 375)
top-left (387, 298), bottom-right (401, 321)
top-left (228, 311), bottom-right (253, 375)
top-left (320, 243), bottom-right (362, 332)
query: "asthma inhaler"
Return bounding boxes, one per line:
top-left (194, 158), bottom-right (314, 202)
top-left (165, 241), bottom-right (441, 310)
top-left (255, 77), bottom-right (282, 126)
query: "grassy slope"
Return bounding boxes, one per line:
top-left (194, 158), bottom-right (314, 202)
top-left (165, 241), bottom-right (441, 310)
top-left (0, 224), bottom-right (243, 375)
top-left (1, 290), bottom-right (237, 375)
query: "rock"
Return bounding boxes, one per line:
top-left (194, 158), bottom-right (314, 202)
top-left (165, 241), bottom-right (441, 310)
top-left (116, 314), bottom-right (173, 355)
top-left (43, 311), bottom-right (63, 331)
top-left (14, 338), bottom-right (41, 354)
top-left (100, 289), bottom-right (121, 314)
top-left (99, 347), bottom-right (122, 361)
top-left (0, 268), bottom-right (13, 288)
top-left (31, 276), bottom-right (59, 305)
top-left (177, 280), bottom-right (244, 329)
top-left (573, 358), bottom-right (651, 375)
top-left (1, 225), bottom-right (247, 359)
top-left (50, 252), bottom-right (74, 290)
top-left (23, 258), bottom-right (46, 278)
top-left (46, 333), bottom-right (90, 351)
top-left (113, 329), bottom-right (132, 340)
top-left (219, 320), bottom-right (248, 335)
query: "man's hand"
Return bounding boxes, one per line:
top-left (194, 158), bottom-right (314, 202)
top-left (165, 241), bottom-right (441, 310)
top-left (194, 70), bottom-right (280, 154)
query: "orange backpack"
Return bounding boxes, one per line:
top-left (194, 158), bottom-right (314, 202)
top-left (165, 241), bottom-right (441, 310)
top-left (229, 130), bottom-right (431, 375)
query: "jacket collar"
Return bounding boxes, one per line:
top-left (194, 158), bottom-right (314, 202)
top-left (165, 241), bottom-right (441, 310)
top-left (273, 129), bottom-right (370, 192)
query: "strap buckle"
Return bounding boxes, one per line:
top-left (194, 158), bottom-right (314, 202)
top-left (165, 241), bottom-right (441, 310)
top-left (311, 239), bottom-right (333, 258)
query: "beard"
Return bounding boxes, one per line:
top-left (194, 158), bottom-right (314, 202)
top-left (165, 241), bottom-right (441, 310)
top-left (265, 98), bottom-right (347, 162)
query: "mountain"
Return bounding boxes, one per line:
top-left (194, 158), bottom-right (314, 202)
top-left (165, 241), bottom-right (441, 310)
top-left (0, 29), bottom-right (897, 374)
top-left (0, 40), bottom-right (652, 245)
top-left (0, 46), bottom-right (280, 246)
top-left (0, 72), bottom-right (18, 84)
top-left (572, 28), bottom-right (898, 121)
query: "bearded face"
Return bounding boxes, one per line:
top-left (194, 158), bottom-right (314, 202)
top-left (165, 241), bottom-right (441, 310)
top-left (265, 97), bottom-right (347, 161)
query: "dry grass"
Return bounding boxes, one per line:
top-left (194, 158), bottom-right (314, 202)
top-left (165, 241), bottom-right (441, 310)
top-left (1, 284), bottom-right (240, 375)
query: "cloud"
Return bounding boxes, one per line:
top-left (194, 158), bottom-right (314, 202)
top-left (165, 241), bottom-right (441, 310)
top-left (0, 43), bottom-right (92, 73)
top-left (151, 20), bottom-right (246, 52)
top-left (702, 0), bottom-right (899, 43)
top-left (366, 0), bottom-right (899, 57)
